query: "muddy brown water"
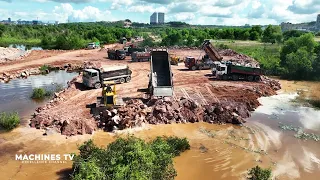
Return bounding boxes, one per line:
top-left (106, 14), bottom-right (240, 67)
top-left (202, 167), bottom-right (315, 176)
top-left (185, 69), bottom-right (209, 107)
top-left (0, 80), bottom-right (320, 180)
top-left (0, 70), bottom-right (78, 126)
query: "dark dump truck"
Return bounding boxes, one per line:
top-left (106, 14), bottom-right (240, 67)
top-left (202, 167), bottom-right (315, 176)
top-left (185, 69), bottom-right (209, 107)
top-left (131, 52), bottom-right (151, 62)
top-left (148, 49), bottom-right (173, 97)
top-left (83, 65), bottom-right (132, 89)
top-left (216, 63), bottom-right (262, 81)
top-left (107, 49), bottom-right (126, 60)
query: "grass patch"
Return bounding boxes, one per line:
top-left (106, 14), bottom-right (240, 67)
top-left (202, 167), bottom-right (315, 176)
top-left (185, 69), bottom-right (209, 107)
top-left (31, 84), bottom-right (64, 100)
top-left (0, 112), bottom-right (20, 130)
top-left (247, 165), bottom-right (272, 180)
top-left (0, 37), bottom-right (41, 47)
top-left (71, 136), bottom-right (190, 180)
top-left (31, 88), bottom-right (52, 99)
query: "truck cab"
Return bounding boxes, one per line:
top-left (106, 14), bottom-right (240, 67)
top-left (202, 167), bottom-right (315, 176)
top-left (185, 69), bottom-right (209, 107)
top-left (83, 69), bottom-right (101, 88)
top-left (216, 64), bottom-right (228, 78)
top-left (184, 56), bottom-right (196, 70)
top-left (87, 43), bottom-right (96, 49)
top-left (211, 61), bottom-right (222, 76)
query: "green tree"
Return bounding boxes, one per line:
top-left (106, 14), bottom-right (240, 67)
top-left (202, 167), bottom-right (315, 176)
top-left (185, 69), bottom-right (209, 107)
top-left (71, 137), bottom-right (190, 180)
top-left (249, 25), bottom-right (263, 40)
top-left (0, 24), bottom-right (6, 37)
top-left (262, 25), bottom-right (283, 43)
top-left (247, 166), bottom-right (272, 180)
top-left (280, 33), bottom-right (317, 79)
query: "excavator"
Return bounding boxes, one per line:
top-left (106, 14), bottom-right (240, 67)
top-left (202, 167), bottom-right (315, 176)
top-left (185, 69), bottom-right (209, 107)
top-left (96, 81), bottom-right (124, 109)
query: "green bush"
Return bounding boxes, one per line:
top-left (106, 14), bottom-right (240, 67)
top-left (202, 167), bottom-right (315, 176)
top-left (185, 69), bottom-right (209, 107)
top-left (39, 65), bottom-right (51, 74)
top-left (0, 112), bottom-right (20, 130)
top-left (31, 88), bottom-right (51, 99)
top-left (71, 136), bottom-right (190, 180)
top-left (247, 166), bottom-right (272, 180)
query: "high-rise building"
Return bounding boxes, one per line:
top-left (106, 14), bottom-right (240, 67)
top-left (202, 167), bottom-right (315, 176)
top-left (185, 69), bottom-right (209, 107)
top-left (316, 14), bottom-right (320, 30)
top-left (150, 12), bottom-right (157, 25)
top-left (158, 12), bottom-right (165, 24)
top-left (8, 18), bottom-right (11, 23)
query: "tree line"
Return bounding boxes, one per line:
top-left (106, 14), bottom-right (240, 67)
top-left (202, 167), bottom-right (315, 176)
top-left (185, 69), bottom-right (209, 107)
top-left (0, 22), bottom-right (308, 50)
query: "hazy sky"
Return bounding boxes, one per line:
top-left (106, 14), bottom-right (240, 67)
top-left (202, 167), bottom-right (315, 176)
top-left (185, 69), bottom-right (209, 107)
top-left (0, 0), bottom-right (319, 25)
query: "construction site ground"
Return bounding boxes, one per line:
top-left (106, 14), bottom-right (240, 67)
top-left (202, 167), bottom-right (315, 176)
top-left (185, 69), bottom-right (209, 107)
top-left (0, 43), bottom-right (280, 135)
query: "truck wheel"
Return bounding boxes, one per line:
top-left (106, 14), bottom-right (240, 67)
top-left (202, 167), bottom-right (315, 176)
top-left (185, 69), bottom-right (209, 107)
top-left (119, 78), bottom-right (125, 84)
top-left (254, 76), bottom-right (261, 82)
top-left (94, 82), bottom-right (101, 89)
top-left (248, 76), bottom-right (254, 81)
top-left (222, 74), bottom-right (228, 81)
top-left (126, 76), bottom-right (131, 82)
top-left (191, 66), bottom-right (197, 71)
top-left (232, 75), bottom-right (239, 81)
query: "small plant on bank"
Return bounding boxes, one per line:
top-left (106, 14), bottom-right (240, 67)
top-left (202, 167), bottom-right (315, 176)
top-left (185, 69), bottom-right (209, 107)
top-left (247, 165), bottom-right (272, 180)
top-left (39, 64), bottom-right (50, 71)
top-left (31, 84), bottom-right (65, 100)
top-left (31, 88), bottom-right (51, 99)
top-left (0, 112), bottom-right (20, 130)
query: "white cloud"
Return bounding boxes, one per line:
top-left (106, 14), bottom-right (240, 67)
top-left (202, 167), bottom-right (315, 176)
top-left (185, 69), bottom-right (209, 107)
top-left (127, 5), bottom-right (168, 13)
top-left (173, 12), bottom-right (195, 21)
top-left (251, 0), bottom-right (261, 9)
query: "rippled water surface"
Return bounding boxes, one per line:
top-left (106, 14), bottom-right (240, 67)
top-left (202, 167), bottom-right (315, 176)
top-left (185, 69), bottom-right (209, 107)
top-left (0, 71), bottom-right (77, 123)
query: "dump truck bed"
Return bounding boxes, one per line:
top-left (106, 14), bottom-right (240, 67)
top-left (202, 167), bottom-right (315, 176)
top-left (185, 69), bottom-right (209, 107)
top-left (150, 49), bottom-right (173, 97)
top-left (228, 65), bottom-right (262, 76)
top-left (202, 40), bottom-right (223, 61)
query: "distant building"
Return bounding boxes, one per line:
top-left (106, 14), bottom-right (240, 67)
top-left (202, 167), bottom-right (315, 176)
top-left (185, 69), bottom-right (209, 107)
top-left (150, 12), bottom-right (157, 25)
top-left (317, 14), bottom-right (320, 30)
top-left (158, 12), bottom-right (165, 24)
top-left (8, 18), bottom-right (11, 23)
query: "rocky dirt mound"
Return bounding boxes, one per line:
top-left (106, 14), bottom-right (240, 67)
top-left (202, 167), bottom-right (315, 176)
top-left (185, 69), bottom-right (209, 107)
top-left (218, 49), bottom-right (259, 67)
top-left (0, 47), bottom-right (30, 63)
top-left (96, 96), bottom-right (259, 132)
top-left (30, 75), bottom-right (97, 136)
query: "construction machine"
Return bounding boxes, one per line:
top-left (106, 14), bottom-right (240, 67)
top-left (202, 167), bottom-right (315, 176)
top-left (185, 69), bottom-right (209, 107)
top-left (96, 81), bottom-right (124, 109)
top-left (169, 53), bottom-right (181, 65)
top-left (148, 49), bottom-right (173, 97)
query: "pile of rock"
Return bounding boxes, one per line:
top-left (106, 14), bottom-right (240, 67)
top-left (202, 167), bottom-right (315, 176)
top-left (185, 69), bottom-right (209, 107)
top-left (218, 49), bottom-right (260, 67)
top-left (97, 97), bottom-right (247, 131)
top-left (0, 68), bottom-right (41, 83)
top-left (30, 113), bottom-right (96, 136)
top-left (0, 47), bottom-right (30, 63)
top-left (30, 75), bottom-right (97, 136)
top-left (261, 76), bottom-right (281, 91)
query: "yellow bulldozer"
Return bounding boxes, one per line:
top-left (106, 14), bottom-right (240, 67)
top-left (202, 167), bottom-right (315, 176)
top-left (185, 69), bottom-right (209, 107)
top-left (96, 81), bottom-right (124, 109)
top-left (169, 53), bottom-right (181, 65)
